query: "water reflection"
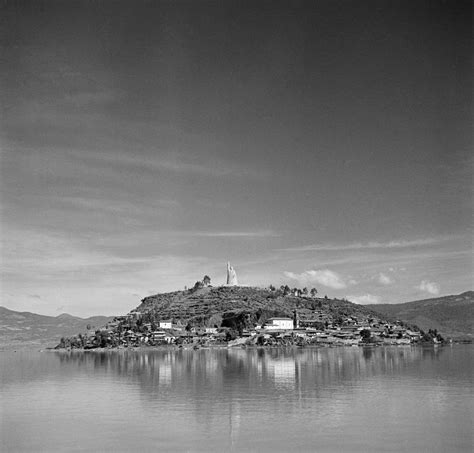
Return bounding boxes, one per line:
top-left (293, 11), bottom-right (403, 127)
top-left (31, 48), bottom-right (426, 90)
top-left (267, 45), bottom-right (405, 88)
top-left (1, 346), bottom-right (472, 452)
top-left (49, 345), bottom-right (449, 396)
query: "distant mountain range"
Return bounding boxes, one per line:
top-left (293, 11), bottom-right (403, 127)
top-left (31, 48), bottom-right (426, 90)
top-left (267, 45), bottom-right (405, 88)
top-left (0, 306), bottom-right (113, 349)
top-left (366, 291), bottom-right (473, 340)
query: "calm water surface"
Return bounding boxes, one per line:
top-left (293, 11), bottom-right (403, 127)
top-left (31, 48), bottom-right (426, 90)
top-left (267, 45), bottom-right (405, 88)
top-left (1, 346), bottom-right (472, 452)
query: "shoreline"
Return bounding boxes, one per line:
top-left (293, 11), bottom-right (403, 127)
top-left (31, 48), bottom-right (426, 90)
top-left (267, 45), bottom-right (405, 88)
top-left (47, 342), bottom-right (463, 353)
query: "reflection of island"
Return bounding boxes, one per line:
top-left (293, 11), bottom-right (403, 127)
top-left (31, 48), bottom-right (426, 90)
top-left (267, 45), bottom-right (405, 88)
top-left (52, 346), bottom-right (447, 397)
top-left (266, 356), bottom-right (296, 387)
top-left (48, 346), bottom-right (453, 448)
top-left (2, 342), bottom-right (470, 452)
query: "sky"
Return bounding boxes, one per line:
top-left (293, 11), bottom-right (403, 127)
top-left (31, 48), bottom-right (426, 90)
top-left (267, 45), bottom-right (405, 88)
top-left (1, 0), bottom-right (472, 316)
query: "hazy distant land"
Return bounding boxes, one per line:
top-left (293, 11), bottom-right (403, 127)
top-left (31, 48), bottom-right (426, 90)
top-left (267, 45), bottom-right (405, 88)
top-left (0, 307), bottom-right (113, 350)
top-left (367, 291), bottom-right (473, 341)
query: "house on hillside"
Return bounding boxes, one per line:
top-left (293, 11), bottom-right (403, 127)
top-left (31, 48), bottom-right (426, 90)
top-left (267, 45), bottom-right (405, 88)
top-left (151, 330), bottom-right (175, 344)
top-left (265, 318), bottom-right (294, 330)
top-left (159, 320), bottom-right (172, 329)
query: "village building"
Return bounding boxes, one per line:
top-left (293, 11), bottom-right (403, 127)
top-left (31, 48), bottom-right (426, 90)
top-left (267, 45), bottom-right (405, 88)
top-left (159, 320), bottom-right (172, 329)
top-left (265, 317), bottom-right (294, 330)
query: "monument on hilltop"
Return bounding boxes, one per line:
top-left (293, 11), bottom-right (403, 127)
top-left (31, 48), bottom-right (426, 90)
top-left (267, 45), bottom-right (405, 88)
top-left (226, 262), bottom-right (238, 286)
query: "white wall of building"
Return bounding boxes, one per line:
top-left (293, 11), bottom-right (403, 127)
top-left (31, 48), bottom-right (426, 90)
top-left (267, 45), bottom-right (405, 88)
top-left (266, 318), bottom-right (293, 330)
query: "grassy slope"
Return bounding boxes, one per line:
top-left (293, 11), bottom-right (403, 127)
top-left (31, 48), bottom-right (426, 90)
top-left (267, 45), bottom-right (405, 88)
top-left (367, 291), bottom-right (473, 339)
top-left (138, 286), bottom-right (385, 327)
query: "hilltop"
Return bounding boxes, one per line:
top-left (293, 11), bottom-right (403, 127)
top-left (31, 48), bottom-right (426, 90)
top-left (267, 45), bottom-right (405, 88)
top-left (0, 306), bottom-right (113, 349)
top-left (367, 291), bottom-right (473, 340)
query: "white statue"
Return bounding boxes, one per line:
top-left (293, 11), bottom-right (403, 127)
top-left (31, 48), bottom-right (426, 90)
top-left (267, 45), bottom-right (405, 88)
top-left (226, 262), bottom-right (238, 286)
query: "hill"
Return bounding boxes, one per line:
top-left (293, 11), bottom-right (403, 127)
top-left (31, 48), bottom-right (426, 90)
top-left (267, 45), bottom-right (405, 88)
top-left (0, 306), bottom-right (113, 349)
top-left (56, 285), bottom-right (450, 349)
top-left (137, 285), bottom-right (386, 329)
top-left (367, 291), bottom-right (473, 340)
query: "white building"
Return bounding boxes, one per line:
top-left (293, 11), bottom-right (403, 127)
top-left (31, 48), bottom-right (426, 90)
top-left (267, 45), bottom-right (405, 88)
top-left (265, 317), bottom-right (294, 330)
top-left (159, 320), bottom-right (172, 329)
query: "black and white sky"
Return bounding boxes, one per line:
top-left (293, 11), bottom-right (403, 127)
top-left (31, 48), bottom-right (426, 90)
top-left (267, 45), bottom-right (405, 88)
top-left (1, 0), bottom-right (472, 316)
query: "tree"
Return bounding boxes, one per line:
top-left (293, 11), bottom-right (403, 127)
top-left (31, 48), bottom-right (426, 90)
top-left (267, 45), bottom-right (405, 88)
top-left (95, 330), bottom-right (109, 348)
top-left (360, 329), bottom-right (371, 342)
top-left (202, 275), bottom-right (211, 286)
top-left (193, 280), bottom-right (204, 291)
top-left (225, 329), bottom-right (238, 341)
top-left (302, 287), bottom-right (308, 296)
top-left (310, 288), bottom-right (318, 297)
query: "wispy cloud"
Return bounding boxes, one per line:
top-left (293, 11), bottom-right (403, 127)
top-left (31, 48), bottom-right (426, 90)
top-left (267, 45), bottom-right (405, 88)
top-left (64, 148), bottom-right (265, 180)
top-left (277, 237), bottom-right (454, 253)
top-left (347, 294), bottom-right (381, 305)
top-left (417, 280), bottom-right (440, 295)
top-left (377, 273), bottom-right (393, 285)
top-left (189, 230), bottom-right (279, 238)
top-left (284, 269), bottom-right (348, 289)
top-left (58, 196), bottom-right (180, 213)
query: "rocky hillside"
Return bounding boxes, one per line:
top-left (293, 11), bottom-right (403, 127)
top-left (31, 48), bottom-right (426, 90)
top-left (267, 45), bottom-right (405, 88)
top-left (0, 306), bottom-right (113, 349)
top-left (367, 291), bottom-right (473, 340)
top-left (137, 286), bottom-right (386, 329)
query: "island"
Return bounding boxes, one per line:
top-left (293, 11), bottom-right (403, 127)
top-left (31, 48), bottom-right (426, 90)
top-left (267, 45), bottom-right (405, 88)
top-left (56, 269), bottom-right (445, 350)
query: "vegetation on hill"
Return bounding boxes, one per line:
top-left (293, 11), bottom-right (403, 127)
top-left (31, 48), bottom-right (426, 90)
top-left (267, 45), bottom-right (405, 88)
top-left (367, 291), bottom-right (473, 340)
top-left (136, 285), bottom-right (384, 330)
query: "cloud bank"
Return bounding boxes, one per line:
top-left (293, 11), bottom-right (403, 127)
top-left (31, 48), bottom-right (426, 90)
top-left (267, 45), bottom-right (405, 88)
top-left (417, 280), bottom-right (440, 295)
top-left (347, 294), bottom-right (380, 305)
top-left (284, 269), bottom-right (347, 289)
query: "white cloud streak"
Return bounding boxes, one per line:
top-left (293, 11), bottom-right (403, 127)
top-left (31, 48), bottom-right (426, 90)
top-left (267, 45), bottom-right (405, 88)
top-left (189, 230), bottom-right (279, 238)
top-left (64, 148), bottom-right (265, 179)
top-left (277, 237), bottom-right (454, 252)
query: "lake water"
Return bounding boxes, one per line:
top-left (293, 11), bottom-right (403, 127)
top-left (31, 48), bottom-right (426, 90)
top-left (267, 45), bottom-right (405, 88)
top-left (1, 346), bottom-right (472, 452)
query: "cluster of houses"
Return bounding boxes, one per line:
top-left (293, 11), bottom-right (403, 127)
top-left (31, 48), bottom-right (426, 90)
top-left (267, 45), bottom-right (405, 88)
top-left (257, 315), bottom-right (422, 346)
top-left (62, 306), bottom-right (427, 350)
